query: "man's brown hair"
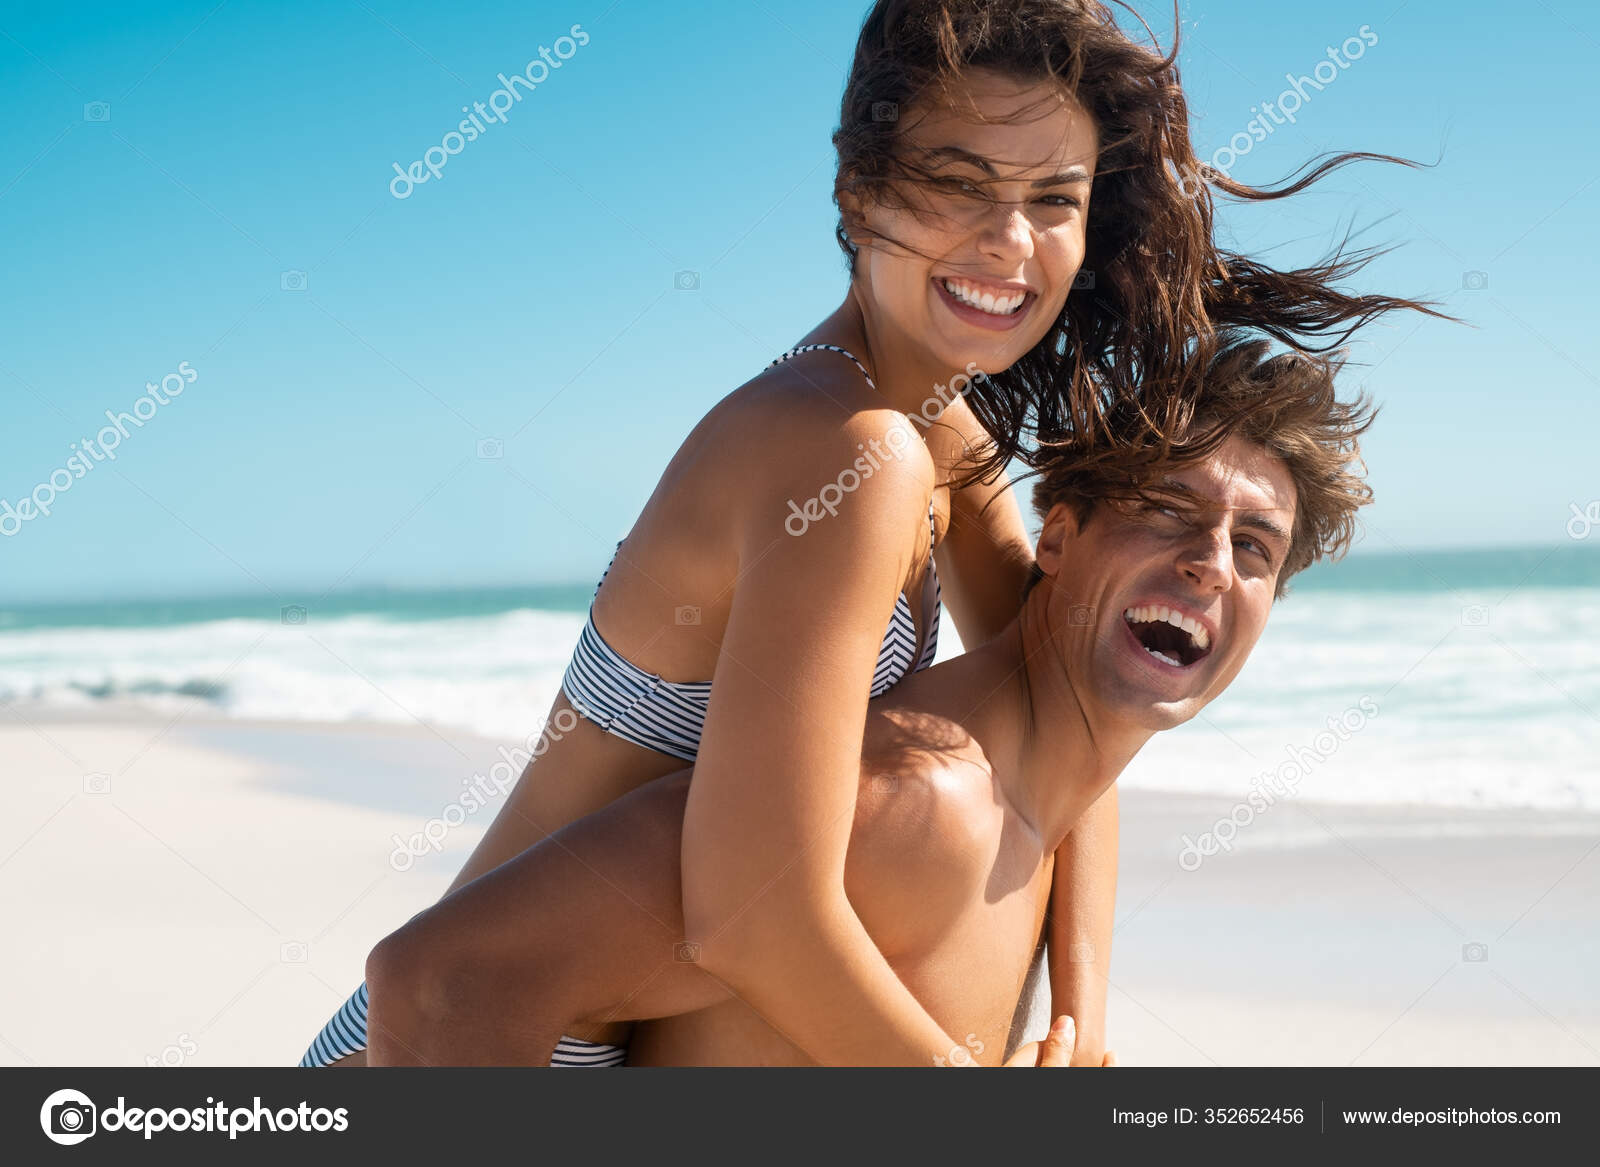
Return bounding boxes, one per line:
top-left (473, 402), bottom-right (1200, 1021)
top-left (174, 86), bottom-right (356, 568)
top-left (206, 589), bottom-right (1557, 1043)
top-left (1029, 334), bottom-right (1377, 596)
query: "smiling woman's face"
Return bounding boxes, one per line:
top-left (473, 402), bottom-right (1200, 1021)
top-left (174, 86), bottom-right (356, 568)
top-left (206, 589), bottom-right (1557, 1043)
top-left (850, 68), bottom-right (1100, 377)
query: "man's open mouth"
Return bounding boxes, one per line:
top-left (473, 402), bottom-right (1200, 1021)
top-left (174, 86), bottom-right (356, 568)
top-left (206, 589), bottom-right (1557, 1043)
top-left (1123, 605), bottom-right (1213, 669)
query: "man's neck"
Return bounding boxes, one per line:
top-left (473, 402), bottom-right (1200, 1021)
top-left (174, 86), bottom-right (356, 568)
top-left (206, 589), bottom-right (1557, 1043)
top-left (951, 592), bottom-right (1153, 852)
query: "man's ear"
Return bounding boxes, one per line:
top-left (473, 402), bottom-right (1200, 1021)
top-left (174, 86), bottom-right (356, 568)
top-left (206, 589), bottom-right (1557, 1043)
top-left (1034, 502), bottom-right (1081, 579)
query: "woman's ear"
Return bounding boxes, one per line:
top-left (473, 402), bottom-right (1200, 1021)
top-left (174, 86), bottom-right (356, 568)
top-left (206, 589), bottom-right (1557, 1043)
top-left (837, 198), bottom-right (868, 261)
top-left (1033, 502), bottom-right (1081, 579)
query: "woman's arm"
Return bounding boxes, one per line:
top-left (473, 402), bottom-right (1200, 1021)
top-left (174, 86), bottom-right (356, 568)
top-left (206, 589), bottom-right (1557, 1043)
top-left (1046, 784), bottom-right (1119, 1066)
top-left (678, 406), bottom-right (968, 1066)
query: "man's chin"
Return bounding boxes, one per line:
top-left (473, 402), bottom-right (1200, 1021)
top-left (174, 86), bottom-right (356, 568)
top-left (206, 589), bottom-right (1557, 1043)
top-left (1127, 700), bottom-right (1200, 733)
top-left (1093, 668), bottom-right (1207, 732)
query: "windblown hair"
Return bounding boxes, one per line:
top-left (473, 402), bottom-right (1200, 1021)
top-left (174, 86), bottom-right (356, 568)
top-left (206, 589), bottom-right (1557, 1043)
top-left (833, 0), bottom-right (1441, 485)
top-left (1029, 333), bottom-right (1376, 596)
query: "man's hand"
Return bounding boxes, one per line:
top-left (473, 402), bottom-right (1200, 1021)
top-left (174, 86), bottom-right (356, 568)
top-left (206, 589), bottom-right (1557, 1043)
top-left (1004, 1016), bottom-right (1117, 1067)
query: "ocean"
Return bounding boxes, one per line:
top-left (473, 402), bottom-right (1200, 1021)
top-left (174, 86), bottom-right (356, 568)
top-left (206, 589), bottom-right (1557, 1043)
top-left (4, 545), bottom-right (1598, 812)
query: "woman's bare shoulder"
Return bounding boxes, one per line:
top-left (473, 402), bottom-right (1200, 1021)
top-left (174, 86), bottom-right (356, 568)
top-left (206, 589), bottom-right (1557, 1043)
top-left (692, 362), bottom-right (937, 511)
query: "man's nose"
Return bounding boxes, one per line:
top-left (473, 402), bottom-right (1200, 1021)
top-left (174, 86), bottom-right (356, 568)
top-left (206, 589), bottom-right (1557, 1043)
top-left (1178, 526), bottom-right (1232, 592)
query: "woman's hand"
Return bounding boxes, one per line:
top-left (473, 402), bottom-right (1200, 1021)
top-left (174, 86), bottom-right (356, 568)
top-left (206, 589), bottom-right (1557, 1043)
top-left (1004, 1016), bottom-right (1118, 1067)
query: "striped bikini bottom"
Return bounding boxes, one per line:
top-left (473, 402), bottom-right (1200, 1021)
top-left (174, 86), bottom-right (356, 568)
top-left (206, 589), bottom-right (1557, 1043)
top-left (299, 982), bottom-right (625, 1067)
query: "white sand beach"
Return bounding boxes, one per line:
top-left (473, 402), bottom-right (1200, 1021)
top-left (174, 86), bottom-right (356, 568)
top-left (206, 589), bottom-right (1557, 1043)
top-left (2, 715), bottom-right (1596, 1067)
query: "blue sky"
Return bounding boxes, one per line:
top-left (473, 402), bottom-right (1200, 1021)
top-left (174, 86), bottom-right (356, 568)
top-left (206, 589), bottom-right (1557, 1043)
top-left (1, 0), bottom-right (1594, 602)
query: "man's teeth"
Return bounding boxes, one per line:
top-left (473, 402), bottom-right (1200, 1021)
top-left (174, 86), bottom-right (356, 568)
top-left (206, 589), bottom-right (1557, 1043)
top-left (1123, 605), bottom-right (1212, 652)
top-left (942, 278), bottom-right (1026, 316)
top-left (1146, 648), bottom-right (1182, 667)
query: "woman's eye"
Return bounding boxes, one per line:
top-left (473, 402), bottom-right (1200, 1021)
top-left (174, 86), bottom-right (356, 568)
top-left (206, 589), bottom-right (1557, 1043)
top-left (1038, 194), bottom-right (1081, 208)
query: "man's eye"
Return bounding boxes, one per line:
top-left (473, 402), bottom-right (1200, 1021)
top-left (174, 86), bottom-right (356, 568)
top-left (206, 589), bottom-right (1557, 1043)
top-left (1237, 538), bottom-right (1269, 561)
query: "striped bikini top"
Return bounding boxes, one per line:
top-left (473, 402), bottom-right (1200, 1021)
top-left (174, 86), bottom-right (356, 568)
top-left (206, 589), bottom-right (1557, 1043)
top-left (559, 345), bottom-right (941, 762)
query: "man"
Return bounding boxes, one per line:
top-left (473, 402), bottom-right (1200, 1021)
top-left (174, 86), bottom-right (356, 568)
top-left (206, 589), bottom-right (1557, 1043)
top-left (366, 336), bottom-right (1373, 1065)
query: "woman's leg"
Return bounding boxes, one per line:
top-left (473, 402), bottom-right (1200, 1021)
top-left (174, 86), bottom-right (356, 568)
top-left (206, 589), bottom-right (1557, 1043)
top-left (366, 769), bottom-right (730, 1065)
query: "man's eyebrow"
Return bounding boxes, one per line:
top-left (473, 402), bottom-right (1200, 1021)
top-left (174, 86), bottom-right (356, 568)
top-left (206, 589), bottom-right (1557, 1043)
top-left (1237, 512), bottom-right (1293, 549)
top-left (1158, 476), bottom-right (1292, 548)
top-left (923, 145), bottom-right (1092, 187)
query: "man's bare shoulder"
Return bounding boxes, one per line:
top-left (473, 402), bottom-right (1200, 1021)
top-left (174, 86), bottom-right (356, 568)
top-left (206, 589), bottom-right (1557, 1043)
top-left (856, 711), bottom-right (1006, 867)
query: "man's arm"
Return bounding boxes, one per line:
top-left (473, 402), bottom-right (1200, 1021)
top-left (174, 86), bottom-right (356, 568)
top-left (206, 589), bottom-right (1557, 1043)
top-left (366, 771), bottom-right (731, 1064)
top-left (1046, 785), bottom-right (1119, 1066)
top-left (930, 426), bottom-right (1036, 648)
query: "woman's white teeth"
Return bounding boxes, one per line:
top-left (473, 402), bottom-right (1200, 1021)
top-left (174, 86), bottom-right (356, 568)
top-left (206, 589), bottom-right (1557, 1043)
top-left (1122, 605), bottom-right (1212, 653)
top-left (942, 279), bottom-right (1025, 315)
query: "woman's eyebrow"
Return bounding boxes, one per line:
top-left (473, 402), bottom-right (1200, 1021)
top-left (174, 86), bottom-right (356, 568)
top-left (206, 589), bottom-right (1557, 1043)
top-left (922, 145), bottom-right (1092, 187)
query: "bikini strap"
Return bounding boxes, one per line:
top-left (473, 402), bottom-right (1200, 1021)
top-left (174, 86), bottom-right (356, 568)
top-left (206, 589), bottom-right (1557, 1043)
top-left (769, 344), bottom-right (877, 392)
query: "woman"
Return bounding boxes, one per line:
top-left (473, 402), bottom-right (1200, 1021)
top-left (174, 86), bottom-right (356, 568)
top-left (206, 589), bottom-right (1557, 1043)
top-left (305, 0), bottom-right (1436, 1068)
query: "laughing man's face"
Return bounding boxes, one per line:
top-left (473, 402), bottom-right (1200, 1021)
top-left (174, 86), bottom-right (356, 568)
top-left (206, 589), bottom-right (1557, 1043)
top-left (1035, 434), bottom-right (1298, 731)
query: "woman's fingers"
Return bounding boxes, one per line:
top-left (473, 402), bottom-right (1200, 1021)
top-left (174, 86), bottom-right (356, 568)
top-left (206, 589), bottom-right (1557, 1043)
top-left (1033, 1015), bottom-right (1076, 1066)
top-left (1102, 1049), bottom-right (1118, 1067)
top-left (1001, 1016), bottom-right (1081, 1066)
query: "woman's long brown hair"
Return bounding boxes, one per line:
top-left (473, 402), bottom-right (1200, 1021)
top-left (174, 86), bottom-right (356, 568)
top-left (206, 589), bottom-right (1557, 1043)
top-left (833, 0), bottom-right (1446, 484)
